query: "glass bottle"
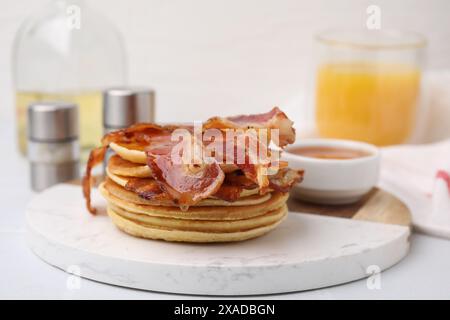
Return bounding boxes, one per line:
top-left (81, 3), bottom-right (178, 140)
top-left (13, 0), bottom-right (127, 160)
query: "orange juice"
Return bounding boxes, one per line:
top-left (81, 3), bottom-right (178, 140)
top-left (315, 62), bottom-right (421, 146)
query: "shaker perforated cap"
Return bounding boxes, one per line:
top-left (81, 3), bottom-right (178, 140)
top-left (103, 87), bottom-right (155, 129)
top-left (27, 102), bottom-right (79, 141)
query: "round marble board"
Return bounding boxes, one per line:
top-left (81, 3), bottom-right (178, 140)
top-left (26, 184), bottom-right (411, 295)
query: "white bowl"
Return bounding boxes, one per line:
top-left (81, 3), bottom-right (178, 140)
top-left (282, 139), bottom-right (380, 204)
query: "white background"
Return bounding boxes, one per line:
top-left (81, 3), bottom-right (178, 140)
top-left (1, 0), bottom-right (450, 123)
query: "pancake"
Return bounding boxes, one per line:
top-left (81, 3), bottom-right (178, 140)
top-left (107, 206), bottom-right (287, 243)
top-left (108, 154), bottom-right (152, 178)
top-left (109, 202), bottom-right (287, 233)
top-left (110, 142), bottom-right (147, 164)
top-left (104, 178), bottom-right (272, 207)
top-left (100, 182), bottom-right (288, 220)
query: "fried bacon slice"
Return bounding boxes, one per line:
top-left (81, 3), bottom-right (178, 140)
top-left (203, 107), bottom-right (295, 147)
top-left (269, 168), bottom-right (304, 193)
top-left (212, 171), bottom-right (258, 202)
top-left (82, 146), bottom-right (107, 214)
top-left (145, 134), bottom-right (225, 210)
top-left (202, 107), bottom-right (296, 191)
top-left (208, 129), bottom-right (274, 193)
top-left (124, 177), bottom-right (167, 201)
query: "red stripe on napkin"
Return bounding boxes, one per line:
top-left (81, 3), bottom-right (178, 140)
top-left (436, 170), bottom-right (450, 194)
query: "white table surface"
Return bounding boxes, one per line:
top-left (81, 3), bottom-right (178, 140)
top-left (1, 125), bottom-right (450, 300)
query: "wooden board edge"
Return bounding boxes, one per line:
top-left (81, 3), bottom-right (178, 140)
top-left (352, 189), bottom-right (412, 227)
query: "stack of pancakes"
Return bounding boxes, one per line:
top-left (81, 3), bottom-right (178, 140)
top-left (100, 142), bottom-right (290, 243)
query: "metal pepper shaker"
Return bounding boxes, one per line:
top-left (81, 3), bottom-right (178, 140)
top-left (103, 87), bottom-right (155, 133)
top-left (102, 88), bottom-right (155, 169)
top-left (27, 102), bottom-right (80, 192)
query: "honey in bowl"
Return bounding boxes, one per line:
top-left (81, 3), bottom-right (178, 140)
top-left (288, 146), bottom-right (371, 160)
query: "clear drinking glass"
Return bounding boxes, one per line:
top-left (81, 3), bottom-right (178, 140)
top-left (12, 0), bottom-right (127, 160)
top-left (314, 29), bottom-right (426, 146)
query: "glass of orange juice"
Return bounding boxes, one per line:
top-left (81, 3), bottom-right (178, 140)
top-left (314, 30), bottom-right (426, 146)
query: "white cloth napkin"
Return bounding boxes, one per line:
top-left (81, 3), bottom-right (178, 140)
top-left (380, 139), bottom-right (450, 238)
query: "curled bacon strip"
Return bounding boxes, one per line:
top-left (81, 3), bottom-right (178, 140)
top-left (82, 146), bottom-right (107, 214)
top-left (146, 133), bottom-right (225, 211)
top-left (148, 154), bottom-right (224, 210)
top-left (206, 130), bottom-right (272, 193)
top-left (269, 168), bottom-right (304, 193)
top-left (202, 107), bottom-right (295, 191)
top-left (203, 107), bottom-right (295, 147)
top-left (212, 171), bottom-right (257, 202)
top-left (124, 177), bottom-right (167, 200)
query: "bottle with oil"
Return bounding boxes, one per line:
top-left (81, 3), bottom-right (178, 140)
top-left (13, 0), bottom-right (126, 160)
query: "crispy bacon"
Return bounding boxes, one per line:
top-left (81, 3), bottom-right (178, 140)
top-left (212, 171), bottom-right (258, 202)
top-left (269, 168), bottom-right (304, 193)
top-left (203, 107), bottom-right (295, 147)
top-left (208, 130), bottom-right (272, 193)
top-left (149, 155), bottom-right (224, 210)
top-left (102, 123), bottom-right (176, 151)
top-left (124, 177), bottom-right (167, 200)
top-left (146, 134), bottom-right (225, 210)
top-left (82, 146), bottom-right (107, 214)
top-left (202, 107), bottom-right (296, 191)
top-left (83, 108), bottom-right (300, 213)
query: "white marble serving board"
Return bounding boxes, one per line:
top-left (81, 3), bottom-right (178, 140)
top-left (26, 184), bottom-right (410, 295)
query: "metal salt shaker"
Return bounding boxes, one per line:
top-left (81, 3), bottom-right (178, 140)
top-left (103, 87), bottom-right (155, 133)
top-left (103, 88), bottom-right (155, 167)
top-left (27, 102), bottom-right (80, 192)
